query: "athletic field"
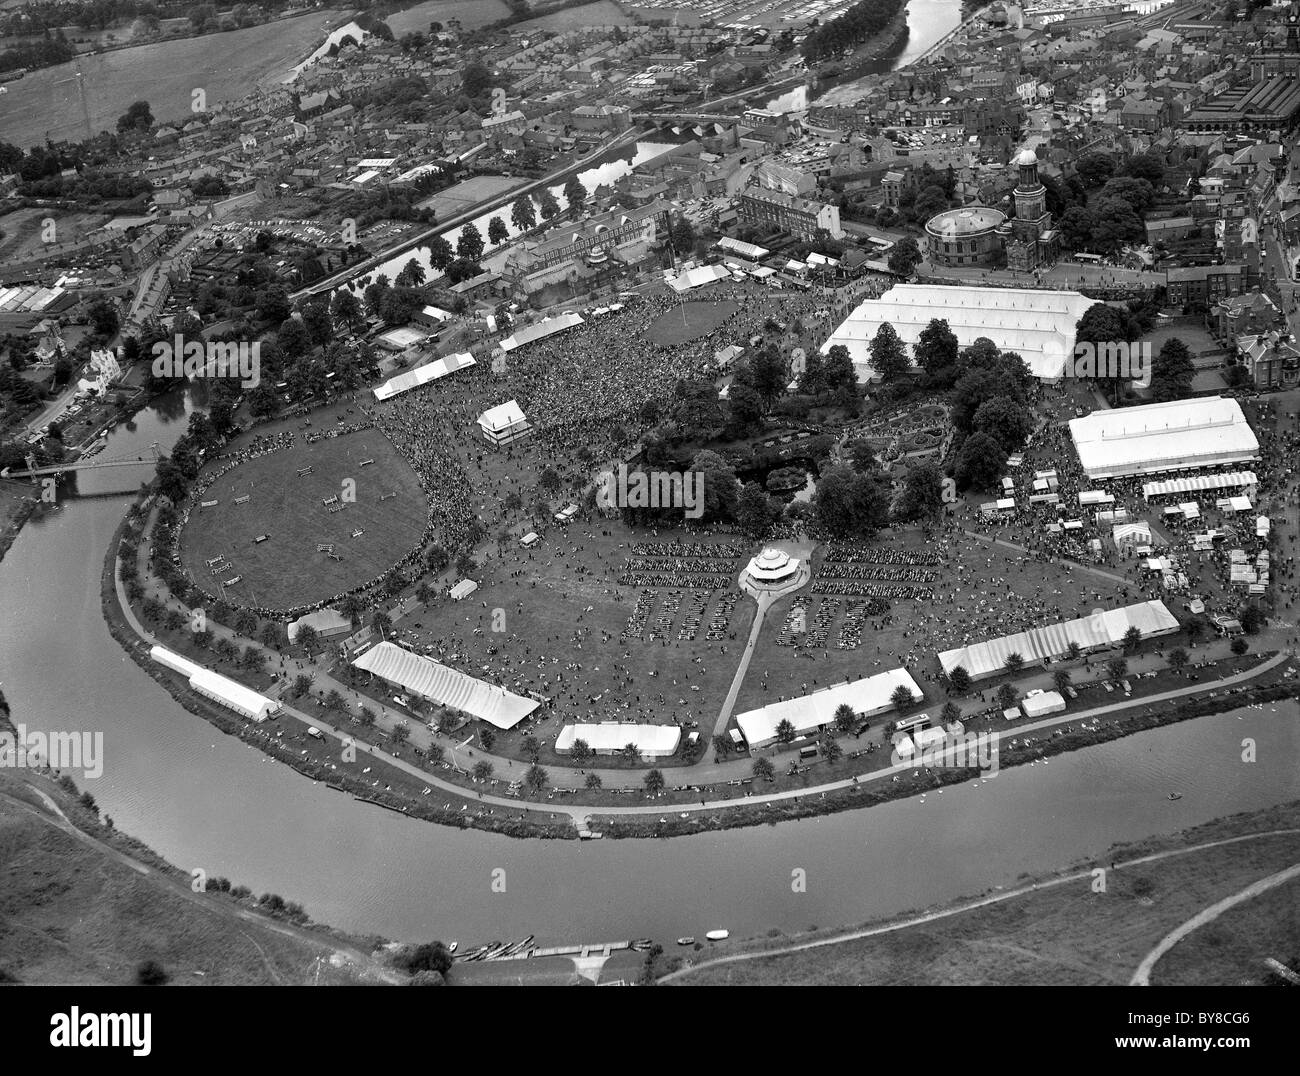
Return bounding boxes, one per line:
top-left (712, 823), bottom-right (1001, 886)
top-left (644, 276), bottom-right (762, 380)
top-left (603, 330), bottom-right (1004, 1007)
top-left (178, 428), bottom-right (428, 611)
top-left (644, 300), bottom-right (740, 347)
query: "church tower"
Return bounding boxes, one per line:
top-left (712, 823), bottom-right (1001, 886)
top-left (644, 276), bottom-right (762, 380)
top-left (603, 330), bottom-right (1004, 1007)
top-left (1003, 149), bottom-right (1058, 272)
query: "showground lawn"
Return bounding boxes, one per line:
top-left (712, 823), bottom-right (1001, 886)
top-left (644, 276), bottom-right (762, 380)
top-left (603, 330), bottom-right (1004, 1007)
top-left (644, 300), bottom-right (740, 347)
top-left (179, 426), bottom-right (428, 611)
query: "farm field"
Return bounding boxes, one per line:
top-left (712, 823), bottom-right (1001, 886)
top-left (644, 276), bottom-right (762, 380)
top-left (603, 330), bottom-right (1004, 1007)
top-left (178, 425), bottom-right (429, 612)
top-left (0, 9), bottom-right (343, 149)
top-left (510, 0), bottom-right (630, 31)
top-left (385, 0), bottom-right (513, 35)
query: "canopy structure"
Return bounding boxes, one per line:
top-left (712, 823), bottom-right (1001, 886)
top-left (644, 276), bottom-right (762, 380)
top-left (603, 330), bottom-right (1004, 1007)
top-left (937, 600), bottom-right (1179, 681)
top-left (448, 579), bottom-right (479, 600)
top-left (1113, 521), bottom-right (1152, 548)
top-left (478, 399), bottom-right (530, 447)
top-left (150, 645), bottom-right (278, 721)
top-left (717, 236), bottom-right (770, 261)
top-left (1069, 397), bottom-right (1259, 480)
top-left (555, 722), bottom-right (681, 758)
top-left (821, 284), bottom-right (1095, 381)
top-left (1142, 470), bottom-right (1256, 500)
top-left (372, 352), bottom-right (476, 400)
top-left (735, 668), bottom-right (922, 749)
top-left (1021, 690), bottom-right (1066, 718)
top-left (352, 641), bottom-right (539, 729)
top-left (500, 311), bottom-right (584, 352)
top-left (288, 607), bottom-right (352, 643)
top-left (667, 263), bottom-right (730, 292)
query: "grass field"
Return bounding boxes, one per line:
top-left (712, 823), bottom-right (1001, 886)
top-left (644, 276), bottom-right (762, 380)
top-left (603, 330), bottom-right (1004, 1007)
top-left (0, 208), bottom-right (112, 263)
top-left (645, 300), bottom-right (740, 347)
top-left (669, 802), bottom-right (1300, 985)
top-left (509, 0), bottom-right (630, 31)
top-left (178, 426), bottom-right (428, 611)
top-left (0, 770), bottom-right (379, 985)
top-left (0, 9), bottom-right (342, 149)
top-left (384, 0), bottom-right (512, 35)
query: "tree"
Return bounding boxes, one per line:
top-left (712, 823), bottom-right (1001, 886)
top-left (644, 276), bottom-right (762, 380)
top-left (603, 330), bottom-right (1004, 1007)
top-left (570, 739), bottom-right (593, 765)
top-left (472, 760), bottom-right (493, 781)
top-left (487, 216), bottom-right (509, 246)
top-left (997, 683), bottom-right (1018, 711)
top-left (1122, 625), bottom-right (1143, 653)
top-left (461, 61), bottom-right (493, 98)
top-left (585, 772), bottom-right (602, 790)
top-left (822, 737), bottom-right (843, 763)
top-left (1052, 669), bottom-right (1072, 695)
top-left (1004, 652), bottom-right (1024, 675)
top-left (1230, 637), bottom-right (1249, 656)
top-left (456, 222), bottom-right (484, 262)
top-left (1059, 205), bottom-right (1097, 251)
top-left (1150, 337), bottom-right (1194, 402)
top-left (1066, 641), bottom-right (1082, 662)
top-left (524, 763), bottom-right (549, 792)
top-left (971, 395), bottom-right (1034, 452)
top-left (887, 235), bottom-right (922, 276)
top-left (689, 449), bottom-right (741, 524)
top-left (813, 465), bottom-right (890, 538)
top-left (1089, 198), bottom-right (1145, 253)
top-left (1098, 176), bottom-right (1155, 213)
top-left (643, 768), bottom-right (665, 795)
top-left (728, 382), bottom-right (765, 435)
top-left (538, 189), bottom-right (560, 220)
top-left (1106, 656), bottom-right (1128, 681)
top-left (712, 733), bottom-right (732, 758)
top-left (117, 100), bottom-right (154, 133)
top-left (736, 481), bottom-right (778, 537)
top-left (940, 701), bottom-right (962, 726)
top-left (914, 318), bottom-right (959, 382)
top-left (669, 213), bottom-right (696, 255)
top-left (479, 726), bottom-right (496, 752)
top-left (563, 175), bottom-right (587, 217)
top-left (1075, 151), bottom-right (1116, 188)
top-left (890, 683), bottom-right (914, 710)
top-left (396, 941), bottom-right (452, 976)
top-left (511, 195), bottom-right (536, 232)
top-left (753, 756), bottom-right (775, 781)
top-left (948, 666), bottom-right (971, 694)
top-left (775, 719), bottom-right (796, 745)
top-left (833, 703), bottom-right (857, 734)
top-left (292, 673), bottom-right (313, 698)
top-left (894, 460), bottom-right (944, 522)
top-left (1168, 648), bottom-right (1188, 674)
top-left (521, 734), bottom-right (541, 762)
top-left (427, 235), bottom-right (454, 272)
top-left (332, 289), bottom-right (363, 331)
top-left (622, 742), bottom-right (641, 764)
top-left (1240, 605), bottom-right (1265, 635)
top-left (953, 431), bottom-right (1007, 492)
top-left (868, 321), bottom-right (910, 383)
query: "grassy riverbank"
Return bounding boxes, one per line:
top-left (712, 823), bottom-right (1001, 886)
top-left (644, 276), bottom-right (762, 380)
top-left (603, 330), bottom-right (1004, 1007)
top-left (662, 800), bottom-right (1300, 985)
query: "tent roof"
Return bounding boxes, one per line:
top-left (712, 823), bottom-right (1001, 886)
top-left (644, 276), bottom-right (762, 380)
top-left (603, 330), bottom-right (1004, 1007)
top-left (1070, 397), bottom-right (1259, 480)
top-left (478, 399), bottom-right (527, 431)
top-left (555, 723), bottom-right (681, 753)
top-left (735, 668), bottom-right (921, 745)
top-left (938, 601), bottom-right (1179, 680)
top-left (500, 311), bottom-right (584, 352)
top-left (353, 641), bottom-right (539, 729)
top-left (373, 352), bottom-right (476, 400)
top-left (821, 284), bottom-right (1094, 380)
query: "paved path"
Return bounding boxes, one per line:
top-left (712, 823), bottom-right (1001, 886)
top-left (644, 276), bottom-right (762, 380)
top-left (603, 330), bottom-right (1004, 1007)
top-left (711, 590), bottom-right (772, 741)
top-left (961, 530), bottom-right (1132, 587)
top-left (1130, 860), bottom-right (1300, 986)
top-left (661, 829), bottom-right (1300, 984)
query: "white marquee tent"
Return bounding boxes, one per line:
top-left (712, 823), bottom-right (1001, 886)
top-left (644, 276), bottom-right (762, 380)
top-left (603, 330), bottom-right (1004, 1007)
top-left (150, 645), bottom-right (279, 721)
top-left (735, 668), bottom-right (922, 749)
top-left (820, 284), bottom-right (1095, 382)
top-left (352, 641), bottom-right (539, 729)
top-left (372, 352), bottom-right (476, 400)
top-left (1069, 397), bottom-right (1259, 480)
top-left (555, 722), bottom-right (681, 758)
top-left (937, 600), bottom-right (1179, 682)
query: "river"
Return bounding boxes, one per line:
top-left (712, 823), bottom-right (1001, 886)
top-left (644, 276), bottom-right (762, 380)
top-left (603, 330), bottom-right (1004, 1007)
top-left (0, 392), bottom-right (1297, 946)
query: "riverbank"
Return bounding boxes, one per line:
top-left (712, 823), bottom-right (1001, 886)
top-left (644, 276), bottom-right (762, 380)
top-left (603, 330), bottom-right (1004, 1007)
top-left (102, 475), bottom-right (1298, 839)
top-left (660, 799), bottom-right (1300, 984)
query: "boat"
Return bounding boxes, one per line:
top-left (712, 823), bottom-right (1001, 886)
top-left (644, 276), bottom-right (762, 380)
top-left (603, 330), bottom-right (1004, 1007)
top-left (1168, 792), bottom-right (1182, 800)
top-left (676, 937), bottom-right (695, 946)
top-left (705, 929), bottom-right (729, 942)
top-left (448, 942), bottom-right (458, 954)
top-left (630, 938), bottom-right (654, 951)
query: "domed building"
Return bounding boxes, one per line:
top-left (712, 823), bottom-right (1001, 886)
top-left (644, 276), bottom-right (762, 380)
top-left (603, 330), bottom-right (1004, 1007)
top-left (924, 206), bottom-right (1007, 268)
top-left (921, 149), bottom-right (1060, 273)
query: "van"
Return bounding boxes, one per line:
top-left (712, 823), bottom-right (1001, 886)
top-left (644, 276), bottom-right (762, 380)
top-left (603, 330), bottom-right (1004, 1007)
top-left (306, 726), bottom-right (324, 739)
top-left (798, 745), bottom-right (818, 760)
